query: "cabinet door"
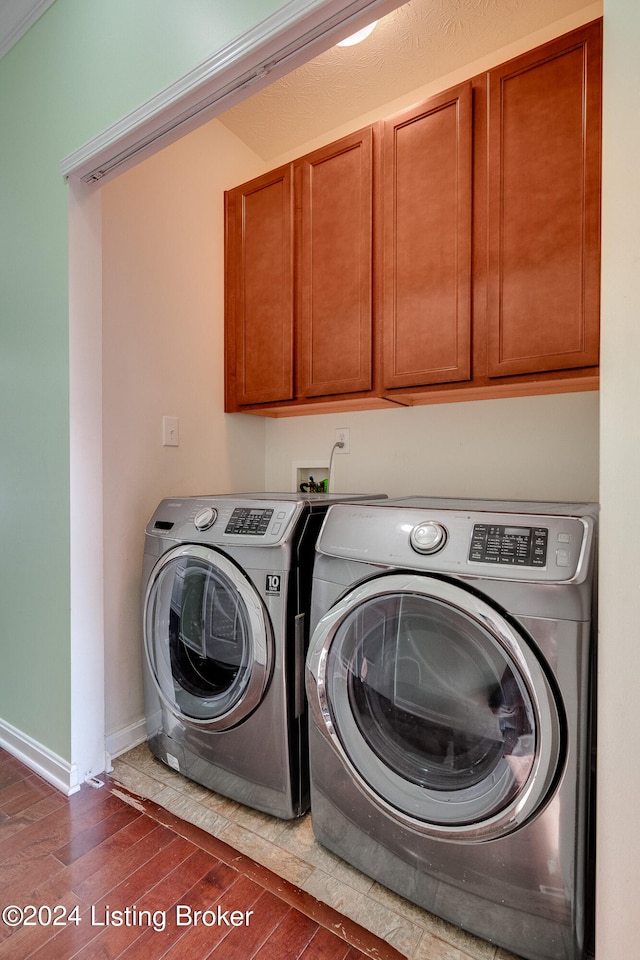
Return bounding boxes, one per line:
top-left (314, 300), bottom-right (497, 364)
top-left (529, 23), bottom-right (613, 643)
top-left (225, 165), bottom-right (294, 408)
top-left (382, 82), bottom-right (473, 390)
top-left (486, 21), bottom-right (601, 378)
top-left (296, 128), bottom-right (374, 398)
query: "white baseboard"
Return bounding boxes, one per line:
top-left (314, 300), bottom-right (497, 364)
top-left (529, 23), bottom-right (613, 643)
top-left (104, 718), bottom-right (148, 771)
top-left (0, 717), bottom-right (80, 796)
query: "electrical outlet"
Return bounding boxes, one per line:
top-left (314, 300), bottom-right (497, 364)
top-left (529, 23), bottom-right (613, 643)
top-left (335, 427), bottom-right (350, 454)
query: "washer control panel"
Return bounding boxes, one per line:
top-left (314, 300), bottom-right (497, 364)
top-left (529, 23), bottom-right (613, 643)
top-left (469, 524), bottom-right (548, 567)
top-left (225, 507), bottom-right (274, 536)
top-left (147, 498), bottom-right (303, 546)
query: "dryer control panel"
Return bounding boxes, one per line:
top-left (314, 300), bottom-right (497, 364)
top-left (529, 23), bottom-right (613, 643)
top-left (469, 524), bottom-right (548, 567)
top-left (316, 498), bottom-right (597, 584)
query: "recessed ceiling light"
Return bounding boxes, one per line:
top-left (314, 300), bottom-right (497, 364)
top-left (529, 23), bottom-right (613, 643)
top-left (337, 21), bottom-right (378, 47)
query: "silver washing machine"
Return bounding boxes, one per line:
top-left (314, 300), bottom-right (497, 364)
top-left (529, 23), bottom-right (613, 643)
top-left (142, 492), bottom-right (385, 820)
top-left (306, 497), bottom-right (597, 960)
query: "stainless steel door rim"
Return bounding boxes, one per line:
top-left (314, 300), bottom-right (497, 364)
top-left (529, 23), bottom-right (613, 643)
top-left (308, 572), bottom-right (563, 842)
top-left (144, 543), bottom-right (273, 731)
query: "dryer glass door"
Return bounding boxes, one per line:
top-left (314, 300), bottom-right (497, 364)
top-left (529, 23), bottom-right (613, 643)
top-left (144, 545), bottom-right (273, 730)
top-left (314, 575), bottom-right (563, 840)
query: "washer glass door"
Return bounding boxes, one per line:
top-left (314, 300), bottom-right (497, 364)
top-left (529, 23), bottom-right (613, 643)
top-left (145, 545), bottom-right (273, 729)
top-left (314, 575), bottom-right (563, 840)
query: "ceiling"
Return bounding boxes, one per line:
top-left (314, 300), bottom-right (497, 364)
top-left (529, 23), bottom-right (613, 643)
top-left (217, 0), bottom-right (594, 160)
top-left (1, 0), bottom-right (594, 163)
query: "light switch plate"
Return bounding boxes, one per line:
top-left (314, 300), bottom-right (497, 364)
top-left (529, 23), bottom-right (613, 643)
top-left (162, 416), bottom-right (179, 446)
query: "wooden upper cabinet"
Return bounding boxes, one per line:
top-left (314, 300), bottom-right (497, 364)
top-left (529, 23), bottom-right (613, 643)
top-left (224, 20), bottom-right (602, 416)
top-left (295, 128), bottom-right (375, 398)
top-left (225, 165), bottom-right (294, 409)
top-left (486, 20), bottom-right (602, 379)
top-left (382, 82), bottom-right (473, 390)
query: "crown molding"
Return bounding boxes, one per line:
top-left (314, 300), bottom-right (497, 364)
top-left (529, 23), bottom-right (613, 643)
top-left (0, 0), bottom-right (55, 60)
top-left (60, 0), bottom-right (401, 183)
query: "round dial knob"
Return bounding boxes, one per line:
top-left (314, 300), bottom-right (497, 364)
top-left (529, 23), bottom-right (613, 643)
top-left (194, 506), bottom-right (217, 531)
top-left (410, 521), bottom-right (447, 555)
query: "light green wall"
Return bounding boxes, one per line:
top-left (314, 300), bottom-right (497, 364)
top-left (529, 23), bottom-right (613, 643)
top-left (0, 0), bottom-right (287, 760)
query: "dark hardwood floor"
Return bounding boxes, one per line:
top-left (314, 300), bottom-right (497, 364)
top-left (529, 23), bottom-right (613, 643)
top-left (0, 749), bottom-right (404, 960)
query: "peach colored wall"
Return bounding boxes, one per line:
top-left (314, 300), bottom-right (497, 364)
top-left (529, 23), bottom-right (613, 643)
top-left (597, 0), bottom-right (640, 954)
top-left (101, 120), bottom-right (267, 748)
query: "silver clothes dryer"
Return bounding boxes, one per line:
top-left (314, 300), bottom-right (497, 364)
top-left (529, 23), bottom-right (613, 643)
top-left (142, 492), bottom-right (384, 820)
top-left (306, 497), bottom-right (598, 960)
